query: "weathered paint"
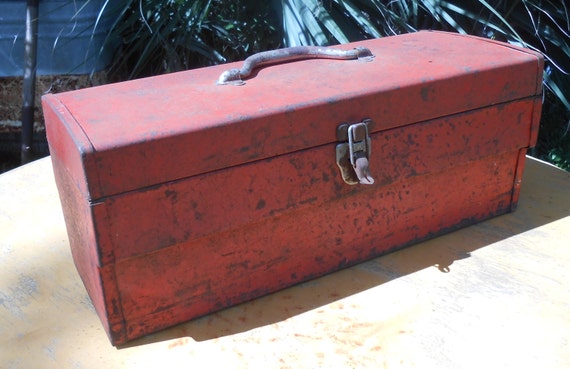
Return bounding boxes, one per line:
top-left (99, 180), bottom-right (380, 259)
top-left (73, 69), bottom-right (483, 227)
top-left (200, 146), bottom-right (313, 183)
top-left (42, 31), bottom-right (543, 345)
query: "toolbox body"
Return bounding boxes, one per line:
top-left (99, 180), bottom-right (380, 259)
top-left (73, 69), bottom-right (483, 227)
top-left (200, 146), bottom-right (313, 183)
top-left (43, 31), bottom-right (543, 345)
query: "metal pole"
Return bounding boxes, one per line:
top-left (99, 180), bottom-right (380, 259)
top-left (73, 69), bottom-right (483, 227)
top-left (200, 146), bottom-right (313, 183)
top-left (21, 0), bottom-right (39, 165)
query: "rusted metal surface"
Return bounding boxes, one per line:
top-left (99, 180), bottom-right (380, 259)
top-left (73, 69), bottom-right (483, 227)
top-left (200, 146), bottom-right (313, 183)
top-left (42, 31), bottom-right (543, 345)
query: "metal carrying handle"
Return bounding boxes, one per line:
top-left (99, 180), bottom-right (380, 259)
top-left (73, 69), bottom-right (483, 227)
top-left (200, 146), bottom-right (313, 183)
top-left (216, 46), bottom-right (374, 85)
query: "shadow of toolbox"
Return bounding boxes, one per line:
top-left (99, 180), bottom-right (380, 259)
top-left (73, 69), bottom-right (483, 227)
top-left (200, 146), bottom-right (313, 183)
top-left (42, 31), bottom-right (543, 345)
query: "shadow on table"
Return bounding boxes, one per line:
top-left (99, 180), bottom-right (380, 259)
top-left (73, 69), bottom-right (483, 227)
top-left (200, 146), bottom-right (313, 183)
top-left (120, 158), bottom-right (570, 348)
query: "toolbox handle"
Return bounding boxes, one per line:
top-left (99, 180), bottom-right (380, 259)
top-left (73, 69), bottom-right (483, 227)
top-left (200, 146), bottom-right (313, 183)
top-left (216, 46), bottom-right (374, 85)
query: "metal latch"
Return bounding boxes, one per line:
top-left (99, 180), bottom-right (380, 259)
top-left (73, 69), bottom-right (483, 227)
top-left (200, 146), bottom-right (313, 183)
top-left (336, 119), bottom-right (374, 185)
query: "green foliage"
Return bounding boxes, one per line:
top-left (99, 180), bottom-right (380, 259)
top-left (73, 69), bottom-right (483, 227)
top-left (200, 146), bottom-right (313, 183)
top-left (105, 0), bottom-right (278, 79)
top-left (105, 0), bottom-right (222, 78)
top-left (533, 90), bottom-right (570, 171)
top-left (209, 1), bottom-right (280, 59)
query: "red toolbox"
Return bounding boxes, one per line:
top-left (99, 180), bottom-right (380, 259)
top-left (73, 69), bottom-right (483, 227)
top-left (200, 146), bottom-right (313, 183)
top-left (43, 31), bottom-right (543, 345)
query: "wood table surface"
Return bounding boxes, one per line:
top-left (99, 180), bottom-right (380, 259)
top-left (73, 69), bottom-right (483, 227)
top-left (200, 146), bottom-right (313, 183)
top-left (1, 156), bottom-right (569, 368)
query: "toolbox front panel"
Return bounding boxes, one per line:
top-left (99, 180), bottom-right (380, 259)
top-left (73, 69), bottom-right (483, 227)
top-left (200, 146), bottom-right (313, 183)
top-left (94, 97), bottom-right (538, 265)
top-left (114, 148), bottom-right (523, 342)
top-left (103, 96), bottom-right (537, 342)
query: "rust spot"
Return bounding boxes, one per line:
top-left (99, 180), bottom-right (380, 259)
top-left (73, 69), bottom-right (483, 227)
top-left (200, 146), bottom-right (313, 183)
top-left (420, 87), bottom-right (430, 101)
top-left (299, 197), bottom-right (317, 205)
top-left (256, 199), bottom-right (266, 210)
top-left (164, 189), bottom-right (177, 203)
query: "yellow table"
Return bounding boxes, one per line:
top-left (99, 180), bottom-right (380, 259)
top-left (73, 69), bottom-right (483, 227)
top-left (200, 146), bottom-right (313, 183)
top-left (1, 156), bottom-right (569, 368)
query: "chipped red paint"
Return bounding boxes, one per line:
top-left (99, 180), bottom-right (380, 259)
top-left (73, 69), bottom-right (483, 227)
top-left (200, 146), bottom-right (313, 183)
top-left (42, 31), bottom-right (543, 345)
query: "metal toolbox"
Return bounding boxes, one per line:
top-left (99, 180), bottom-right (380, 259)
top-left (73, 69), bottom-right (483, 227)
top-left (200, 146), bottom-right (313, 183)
top-left (42, 31), bottom-right (543, 345)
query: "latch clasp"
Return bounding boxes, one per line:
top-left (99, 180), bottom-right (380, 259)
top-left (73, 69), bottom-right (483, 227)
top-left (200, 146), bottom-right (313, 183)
top-left (336, 119), bottom-right (374, 185)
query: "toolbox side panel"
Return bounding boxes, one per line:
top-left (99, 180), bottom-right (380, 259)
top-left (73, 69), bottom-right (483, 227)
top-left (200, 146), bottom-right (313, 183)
top-left (42, 95), bottom-right (94, 199)
top-left (115, 149), bottom-right (522, 342)
top-left (100, 98), bottom-right (538, 262)
top-left (42, 96), bottom-right (127, 343)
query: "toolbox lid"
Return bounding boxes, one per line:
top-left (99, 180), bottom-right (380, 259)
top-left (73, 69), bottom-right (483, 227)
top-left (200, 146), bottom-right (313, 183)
top-left (43, 31), bottom-right (543, 200)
